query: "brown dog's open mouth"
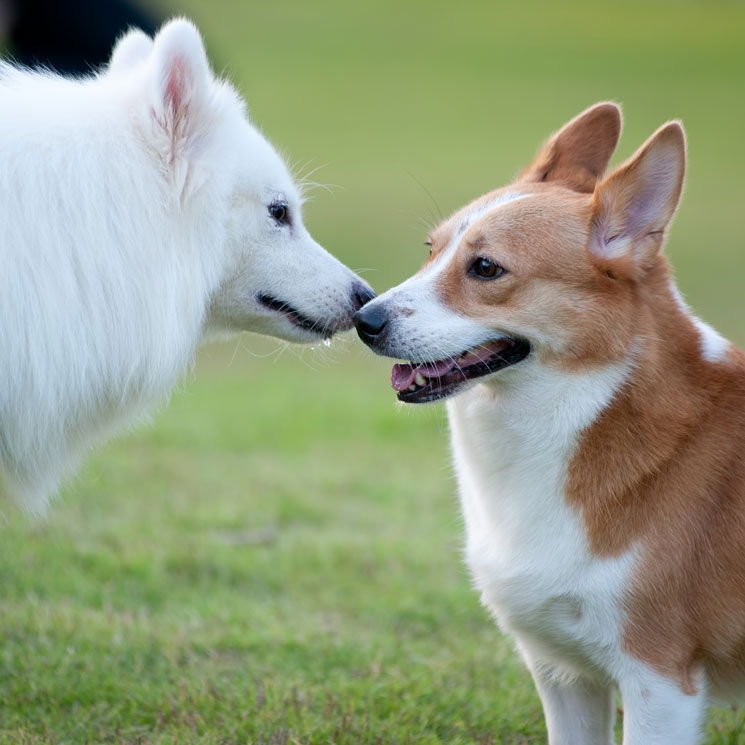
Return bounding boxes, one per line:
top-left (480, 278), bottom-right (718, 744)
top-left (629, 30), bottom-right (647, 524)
top-left (391, 338), bottom-right (531, 403)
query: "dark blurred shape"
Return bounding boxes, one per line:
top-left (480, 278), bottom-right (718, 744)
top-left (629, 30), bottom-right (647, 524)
top-left (5, 0), bottom-right (160, 75)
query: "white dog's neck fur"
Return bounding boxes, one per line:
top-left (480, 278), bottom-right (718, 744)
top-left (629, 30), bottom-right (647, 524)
top-left (0, 67), bottom-right (219, 511)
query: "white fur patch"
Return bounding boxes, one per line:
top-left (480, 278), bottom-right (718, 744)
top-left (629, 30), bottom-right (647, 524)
top-left (670, 283), bottom-right (730, 363)
top-left (455, 192), bottom-right (533, 239)
top-left (692, 317), bottom-right (730, 363)
top-left (448, 361), bottom-right (635, 675)
top-left (423, 192), bottom-right (532, 279)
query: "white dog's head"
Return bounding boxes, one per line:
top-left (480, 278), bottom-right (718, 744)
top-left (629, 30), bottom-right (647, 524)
top-left (109, 19), bottom-right (374, 343)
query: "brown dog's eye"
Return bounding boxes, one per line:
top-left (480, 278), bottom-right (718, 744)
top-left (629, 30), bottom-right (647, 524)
top-left (424, 240), bottom-right (432, 256)
top-left (469, 257), bottom-right (506, 279)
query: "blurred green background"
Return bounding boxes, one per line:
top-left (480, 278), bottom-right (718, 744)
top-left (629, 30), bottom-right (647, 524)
top-left (1, 1), bottom-right (744, 743)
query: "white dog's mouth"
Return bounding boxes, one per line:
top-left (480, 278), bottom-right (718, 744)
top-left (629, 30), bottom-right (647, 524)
top-left (391, 338), bottom-right (531, 403)
top-left (257, 293), bottom-right (335, 338)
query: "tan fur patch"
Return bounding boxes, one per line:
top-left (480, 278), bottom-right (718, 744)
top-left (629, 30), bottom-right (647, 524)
top-left (566, 257), bottom-right (745, 693)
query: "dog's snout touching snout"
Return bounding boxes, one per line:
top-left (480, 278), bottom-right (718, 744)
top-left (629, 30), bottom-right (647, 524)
top-left (352, 282), bottom-right (376, 311)
top-left (353, 303), bottom-right (388, 345)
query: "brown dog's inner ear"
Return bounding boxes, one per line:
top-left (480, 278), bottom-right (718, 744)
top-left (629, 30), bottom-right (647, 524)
top-left (519, 102), bottom-right (623, 193)
top-left (589, 121), bottom-right (686, 272)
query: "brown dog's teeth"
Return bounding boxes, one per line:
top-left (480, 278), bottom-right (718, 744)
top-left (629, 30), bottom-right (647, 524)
top-left (414, 373), bottom-right (426, 387)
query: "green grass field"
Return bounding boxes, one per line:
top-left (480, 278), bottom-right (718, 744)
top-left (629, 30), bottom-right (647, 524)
top-left (2, 1), bottom-right (745, 742)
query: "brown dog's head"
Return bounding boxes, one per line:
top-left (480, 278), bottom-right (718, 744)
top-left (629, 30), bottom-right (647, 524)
top-left (354, 103), bottom-right (686, 403)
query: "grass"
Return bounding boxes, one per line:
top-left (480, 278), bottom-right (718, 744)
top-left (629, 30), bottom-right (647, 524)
top-left (2, 0), bottom-right (745, 742)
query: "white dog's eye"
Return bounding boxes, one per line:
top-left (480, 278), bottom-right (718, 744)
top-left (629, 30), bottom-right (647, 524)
top-left (268, 201), bottom-right (290, 226)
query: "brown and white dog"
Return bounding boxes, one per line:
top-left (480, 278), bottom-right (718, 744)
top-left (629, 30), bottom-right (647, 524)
top-left (354, 103), bottom-right (745, 744)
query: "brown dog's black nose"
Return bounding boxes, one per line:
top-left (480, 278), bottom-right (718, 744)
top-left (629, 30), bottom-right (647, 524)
top-left (353, 303), bottom-right (388, 344)
top-left (351, 282), bottom-right (376, 311)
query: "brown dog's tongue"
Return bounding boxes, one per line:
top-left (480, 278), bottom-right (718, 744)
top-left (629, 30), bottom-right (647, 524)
top-left (390, 341), bottom-right (514, 392)
top-left (391, 364), bottom-right (416, 392)
top-left (390, 359), bottom-right (458, 391)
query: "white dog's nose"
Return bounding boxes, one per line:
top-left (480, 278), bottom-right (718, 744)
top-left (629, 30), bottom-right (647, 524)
top-left (351, 282), bottom-right (376, 311)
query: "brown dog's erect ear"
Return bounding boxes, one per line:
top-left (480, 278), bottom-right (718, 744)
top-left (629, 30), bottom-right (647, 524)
top-left (589, 121), bottom-right (686, 272)
top-left (520, 102), bottom-right (623, 193)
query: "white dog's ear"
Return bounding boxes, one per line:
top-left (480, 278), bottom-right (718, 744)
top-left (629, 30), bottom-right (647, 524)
top-left (589, 121), bottom-right (686, 272)
top-left (108, 28), bottom-right (153, 74)
top-left (520, 102), bottom-right (622, 193)
top-left (145, 19), bottom-right (215, 199)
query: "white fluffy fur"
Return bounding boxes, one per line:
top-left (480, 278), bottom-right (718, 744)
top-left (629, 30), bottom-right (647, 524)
top-left (0, 19), bottom-right (367, 513)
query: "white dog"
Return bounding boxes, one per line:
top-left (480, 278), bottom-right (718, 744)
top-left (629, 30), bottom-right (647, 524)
top-left (0, 19), bottom-right (374, 514)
